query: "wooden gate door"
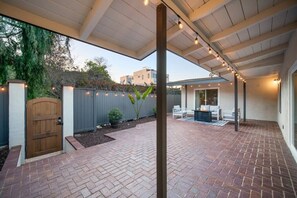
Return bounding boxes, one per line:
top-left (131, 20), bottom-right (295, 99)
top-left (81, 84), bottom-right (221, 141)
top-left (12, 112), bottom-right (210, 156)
top-left (26, 97), bottom-right (62, 158)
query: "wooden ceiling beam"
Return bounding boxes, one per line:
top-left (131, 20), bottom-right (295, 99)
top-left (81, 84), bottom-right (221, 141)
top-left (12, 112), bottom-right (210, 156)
top-left (232, 43), bottom-right (288, 64)
top-left (189, 0), bottom-right (233, 22)
top-left (210, 0), bottom-right (297, 42)
top-left (223, 22), bottom-right (297, 54)
top-left (137, 24), bottom-right (183, 59)
top-left (237, 54), bottom-right (284, 71)
top-left (80, 0), bottom-right (114, 40)
top-left (198, 55), bottom-right (216, 64)
top-left (182, 44), bottom-right (203, 56)
top-left (0, 1), bottom-right (138, 59)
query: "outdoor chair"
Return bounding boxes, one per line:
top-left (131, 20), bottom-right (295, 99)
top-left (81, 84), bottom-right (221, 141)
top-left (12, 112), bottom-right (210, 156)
top-left (172, 105), bottom-right (187, 119)
top-left (200, 105), bottom-right (221, 120)
top-left (223, 108), bottom-right (241, 122)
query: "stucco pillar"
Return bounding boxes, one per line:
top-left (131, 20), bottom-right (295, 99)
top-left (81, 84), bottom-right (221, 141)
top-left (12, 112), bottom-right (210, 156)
top-left (63, 85), bottom-right (74, 150)
top-left (8, 80), bottom-right (26, 165)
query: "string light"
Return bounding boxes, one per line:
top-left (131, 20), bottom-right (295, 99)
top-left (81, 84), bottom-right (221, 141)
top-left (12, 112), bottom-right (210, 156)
top-left (86, 91), bottom-right (90, 95)
top-left (178, 18), bottom-right (183, 29)
top-left (1, 86), bottom-right (4, 91)
top-left (194, 37), bottom-right (199, 45)
top-left (52, 86), bottom-right (55, 90)
top-left (227, 66), bottom-right (230, 71)
top-left (144, 0), bottom-right (149, 6)
top-left (222, 62), bottom-right (225, 66)
top-left (232, 70), bottom-right (235, 74)
top-left (216, 54), bottom-right (220, 60)
top-left (25, 84), bottom-right (28, 88)
top-left (105, 92), bottom-right (108, 96)
top-left (96, 92), bottom-right (99, 96)
top-left (208, 47), bottom-right (212, 54)
top-left (115, 93), bottom-right (118, 96)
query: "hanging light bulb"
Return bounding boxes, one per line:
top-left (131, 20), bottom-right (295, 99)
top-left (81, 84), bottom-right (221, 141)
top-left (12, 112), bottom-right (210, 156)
top-left (96, 92), bottom-right (99, 96)
top-left (105, 92), bottom-right (108, 96)
top-left (232, 70), bottom-right (235, 74)
top-left (194, 37), bottom-right (199, 45)
top-left (52, 86), bottom-right (55, 90)
top-left (144, 0), bottom-right (149, 6)
top-left (1, 86), bottom-right (4, 91)
top-left (208, 47), bottom-right (212, 54)
top-left (178, 19), bottom-right (183, 29)
top-left (222, 62), bottom-right (225, 67)
top-left (227, 66), bottom-right (230, 71)
top-left (216, 54), bottom-right (220, 60)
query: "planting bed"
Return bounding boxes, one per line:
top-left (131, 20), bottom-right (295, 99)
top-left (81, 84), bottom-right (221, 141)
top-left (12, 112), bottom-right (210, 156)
top-left (74, 116), bottom-right (155, 147)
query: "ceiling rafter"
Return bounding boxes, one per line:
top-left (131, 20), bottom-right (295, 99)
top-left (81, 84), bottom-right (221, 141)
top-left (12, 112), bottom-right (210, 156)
top-left (210, 0), bottom-right (297, 42)
top-left (137, 24), bottom-right (183, 59)
top-left (223, 22), bottom-right (297, 54)
top-left (232, 43), bottom-right (288, 64)
top-left (198, 55), bottom-right (216, 64)
top-left (0, 1), bottom-right (137, 59)
top-left (80, 0), bottom-right (114, 40)
top-left (161, 0), bottom-right (243, 78)
top-left (182, 44), bottom-right (203, 56)
top-left (220, 54), bottom-right (284, 75)
top-left (189, 0), bottom-right (233, 22)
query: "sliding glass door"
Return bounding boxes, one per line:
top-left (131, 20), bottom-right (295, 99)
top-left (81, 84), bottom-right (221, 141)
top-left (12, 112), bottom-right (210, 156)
top-left (195, 89), bottom-right (218, 109)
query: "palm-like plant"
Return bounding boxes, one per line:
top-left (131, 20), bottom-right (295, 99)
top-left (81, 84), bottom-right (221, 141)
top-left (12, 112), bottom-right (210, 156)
top-left (128, 86), bottom-right (153, 119)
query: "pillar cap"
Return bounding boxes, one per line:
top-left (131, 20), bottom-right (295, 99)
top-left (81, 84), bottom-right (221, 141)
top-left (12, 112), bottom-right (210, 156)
top-left (62, 83), bottom-right (75, 87)
top-left (7, 80), bottom-right (26, 84)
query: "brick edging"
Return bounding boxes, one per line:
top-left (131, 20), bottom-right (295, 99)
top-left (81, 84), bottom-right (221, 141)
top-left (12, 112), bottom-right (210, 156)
top-left (65, 136), bottom-right (84, 150)
top-left (1, 145), bottom-right (21, 171)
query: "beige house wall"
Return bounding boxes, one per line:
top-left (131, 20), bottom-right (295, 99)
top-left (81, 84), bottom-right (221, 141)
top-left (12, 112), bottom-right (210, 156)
top-left (277, 30), bottom-right (297, 162)
top-left (181, 76), bottom-right (278, 121)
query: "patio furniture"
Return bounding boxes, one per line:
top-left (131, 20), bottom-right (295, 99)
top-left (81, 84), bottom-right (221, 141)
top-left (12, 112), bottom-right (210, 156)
top-left (194, 110), bottom-right (212, 122)
top-left (200, 105), bottom-right (221, 120)
top-left (172, 105), bottom-right (187, 119)
top-left (223, 108), bottom-right (241, 122)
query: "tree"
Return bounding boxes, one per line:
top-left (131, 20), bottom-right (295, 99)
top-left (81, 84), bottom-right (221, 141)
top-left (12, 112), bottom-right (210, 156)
top-left (83, 57), bottom-right (113, 82)
top-left (0, 16), bottom-right (74, 99)
top-left (128, 85), bottom-right (153, 119)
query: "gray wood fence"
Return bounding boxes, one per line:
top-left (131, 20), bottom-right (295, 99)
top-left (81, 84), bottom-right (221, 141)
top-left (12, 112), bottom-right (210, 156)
top-left (0, 88), bottom-right (9, 146)
top-left (73, 89), bottom-right (181, 133)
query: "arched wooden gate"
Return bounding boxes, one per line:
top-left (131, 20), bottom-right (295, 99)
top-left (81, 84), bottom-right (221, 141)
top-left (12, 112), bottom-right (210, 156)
top-left (26, 97), bottom-right (62, 158)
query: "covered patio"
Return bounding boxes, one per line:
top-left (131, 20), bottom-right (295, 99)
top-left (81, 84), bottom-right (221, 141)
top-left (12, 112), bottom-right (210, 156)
top-left (0, 118), bottom-right (296, 197)
top-left (1, 0), bottom-right (297, 197)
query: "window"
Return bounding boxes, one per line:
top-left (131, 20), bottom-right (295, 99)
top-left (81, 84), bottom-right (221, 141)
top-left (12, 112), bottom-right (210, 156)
top-left (195, 89), bottom-right (218, 109)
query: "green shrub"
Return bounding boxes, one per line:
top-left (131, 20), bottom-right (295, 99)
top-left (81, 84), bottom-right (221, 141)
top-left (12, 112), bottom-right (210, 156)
top-left (108, 108), bottom-right (123, 124)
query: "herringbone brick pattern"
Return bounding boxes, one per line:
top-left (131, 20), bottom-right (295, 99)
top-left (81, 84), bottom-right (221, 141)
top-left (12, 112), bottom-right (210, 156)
top-left (0, 118), bottom-right (296, 197)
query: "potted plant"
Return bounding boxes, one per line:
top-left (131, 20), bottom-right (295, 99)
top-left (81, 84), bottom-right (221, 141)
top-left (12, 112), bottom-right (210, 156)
top-left (152, 107), bottom-right (157, 118)
top-left (108, 108), bottom-right (123, 128)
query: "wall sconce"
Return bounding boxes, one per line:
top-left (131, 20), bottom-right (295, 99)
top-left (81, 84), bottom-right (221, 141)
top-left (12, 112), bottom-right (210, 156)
top-left (274, 79), bottom-right (281, 84)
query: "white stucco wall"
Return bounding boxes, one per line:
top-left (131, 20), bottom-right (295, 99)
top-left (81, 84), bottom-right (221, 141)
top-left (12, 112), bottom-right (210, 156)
top-left (63, 86), bottom-right (74, 151)
top-left (9, 81), bottom-right (26, 164)
top-left (277, 30), bottom-right (297, 162)
top-left (181, 76), bottom-right (277, 121)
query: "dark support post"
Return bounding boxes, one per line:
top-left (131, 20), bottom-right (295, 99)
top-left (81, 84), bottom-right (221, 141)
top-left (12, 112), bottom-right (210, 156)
top-left (234, 74), bottom-right (238, 131)
top-left (243, 82), bottom-right (246, 122)
top-left (156, 3), bottom-right (167, 198)
top-left (185, 85), bottom-right (188, 109)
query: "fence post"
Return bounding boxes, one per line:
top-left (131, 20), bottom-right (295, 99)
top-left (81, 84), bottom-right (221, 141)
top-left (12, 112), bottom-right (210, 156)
top-left (8, 80), bottom-right (26, 165)
top-left (63, 85), bottom-right (74, 150)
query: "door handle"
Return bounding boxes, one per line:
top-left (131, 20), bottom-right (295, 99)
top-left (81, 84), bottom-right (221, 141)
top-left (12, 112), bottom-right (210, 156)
top-left (57, 117), bottom-right (63, 125)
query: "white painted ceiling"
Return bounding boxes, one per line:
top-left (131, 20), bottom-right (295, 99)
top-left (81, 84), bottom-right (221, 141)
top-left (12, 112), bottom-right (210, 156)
top-left (1, 0), bottom-right (297, 81)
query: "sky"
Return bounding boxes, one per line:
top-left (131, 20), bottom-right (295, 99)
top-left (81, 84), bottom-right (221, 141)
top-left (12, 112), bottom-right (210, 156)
top-left (70, 39), bottom-right (210, 83)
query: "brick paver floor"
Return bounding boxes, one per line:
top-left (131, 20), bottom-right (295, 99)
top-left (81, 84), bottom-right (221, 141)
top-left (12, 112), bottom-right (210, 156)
top-left (0, 118), bottom-right (296, 197)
